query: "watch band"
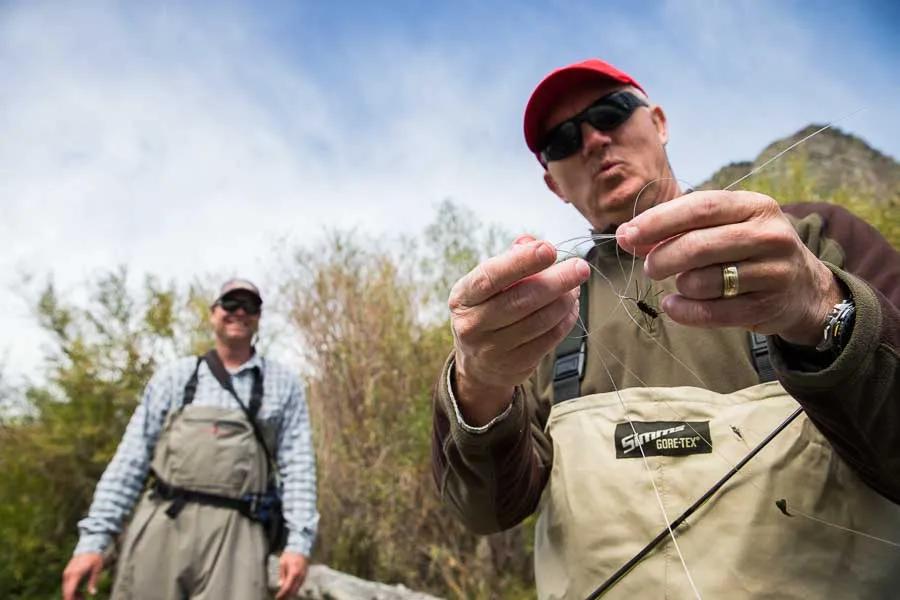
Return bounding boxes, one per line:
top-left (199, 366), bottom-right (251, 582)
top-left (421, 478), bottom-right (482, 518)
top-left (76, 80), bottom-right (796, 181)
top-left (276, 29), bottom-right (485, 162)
top-left (815, 298), bottom-right (856, 354)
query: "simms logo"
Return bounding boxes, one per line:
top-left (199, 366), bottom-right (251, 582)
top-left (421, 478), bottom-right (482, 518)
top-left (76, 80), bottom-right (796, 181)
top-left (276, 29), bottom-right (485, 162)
top-left (614, 421), bottom-right (712, 459)
top-left (622, 425), bottom-right (686, 454)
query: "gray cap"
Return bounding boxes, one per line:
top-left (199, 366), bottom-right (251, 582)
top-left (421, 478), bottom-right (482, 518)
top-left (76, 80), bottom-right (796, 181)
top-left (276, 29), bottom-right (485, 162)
top-left (213, 278), bottom-right (263, 305)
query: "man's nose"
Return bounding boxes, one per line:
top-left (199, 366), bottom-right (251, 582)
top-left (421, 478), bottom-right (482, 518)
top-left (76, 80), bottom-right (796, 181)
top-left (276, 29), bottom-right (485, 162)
top-left (580, 122), bottom-right (612, 155)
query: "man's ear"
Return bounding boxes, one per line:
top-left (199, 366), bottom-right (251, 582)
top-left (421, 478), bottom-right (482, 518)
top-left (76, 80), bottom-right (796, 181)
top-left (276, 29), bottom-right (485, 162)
top-left (544, 171), bottom-right (569, 204)
top-left (650, 104), bottom-right (669, 145)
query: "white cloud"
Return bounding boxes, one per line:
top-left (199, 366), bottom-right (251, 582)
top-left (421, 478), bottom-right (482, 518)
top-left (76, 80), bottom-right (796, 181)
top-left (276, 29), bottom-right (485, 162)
top-left (1, 1), bottom-right (896, 382)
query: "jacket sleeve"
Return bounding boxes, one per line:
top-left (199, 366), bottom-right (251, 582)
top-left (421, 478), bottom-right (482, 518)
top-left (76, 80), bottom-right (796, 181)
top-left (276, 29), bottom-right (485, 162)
top-left (431, 353), bottom-right (553, 534)
top-left (773, 203), bottom-right (900, 503)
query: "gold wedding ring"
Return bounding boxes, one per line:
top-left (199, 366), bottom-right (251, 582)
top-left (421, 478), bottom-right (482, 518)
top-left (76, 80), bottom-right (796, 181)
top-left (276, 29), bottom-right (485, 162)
top-left (722, 264), bottom-right (740, 298)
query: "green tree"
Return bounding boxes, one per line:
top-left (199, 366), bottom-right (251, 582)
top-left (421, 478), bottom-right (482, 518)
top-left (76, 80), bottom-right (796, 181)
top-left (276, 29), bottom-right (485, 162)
top-left (0, 270), bottom-right (212, 599)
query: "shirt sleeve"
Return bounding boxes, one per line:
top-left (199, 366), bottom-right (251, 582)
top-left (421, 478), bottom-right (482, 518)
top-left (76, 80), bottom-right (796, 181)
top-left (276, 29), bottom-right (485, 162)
top-left (73, 367), bottom-right (173, 555)
top-left (276, 376), bottom-right (319, 556)
top-left (445, 357), bottom-right (515, 434)
top-left (431, 353), bottom-right (553, 534)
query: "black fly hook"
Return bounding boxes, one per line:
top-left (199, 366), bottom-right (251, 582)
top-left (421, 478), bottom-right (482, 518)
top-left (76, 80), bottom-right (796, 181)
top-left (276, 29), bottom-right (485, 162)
top-left (621, 280), bottom-right (663, 330)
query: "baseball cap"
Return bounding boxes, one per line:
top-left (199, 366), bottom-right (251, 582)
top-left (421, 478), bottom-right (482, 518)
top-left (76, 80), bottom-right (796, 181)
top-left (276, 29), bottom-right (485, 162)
top-left (213, 278), bottom-right (263, 306)
top-left (523, 59), bottom-right (646, 156)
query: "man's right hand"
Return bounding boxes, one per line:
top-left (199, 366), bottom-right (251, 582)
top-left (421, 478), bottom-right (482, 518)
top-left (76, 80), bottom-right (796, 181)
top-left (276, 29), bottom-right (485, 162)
top-left (448, 235), bottom-right (591, 425)
top-left (62, 552), bottom-right (104, 600)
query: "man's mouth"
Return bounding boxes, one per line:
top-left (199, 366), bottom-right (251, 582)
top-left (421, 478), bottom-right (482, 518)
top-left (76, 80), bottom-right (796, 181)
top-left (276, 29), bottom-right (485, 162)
top-left (597, 160), bottom-right (622, 175)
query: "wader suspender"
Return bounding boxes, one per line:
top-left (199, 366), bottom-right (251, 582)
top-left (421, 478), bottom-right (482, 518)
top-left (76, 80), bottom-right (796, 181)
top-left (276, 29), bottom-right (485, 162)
top-left (749, 331), bottom-right (776, 383)
top-left (156, 354), bottom-right (265, 520)
top-left (201, 350), bottom-right (276, 473)
top-left (202, 351), bottom-right (289, 553)
top-left (552, 279), bottom-right (590, 404)
top-left (551, 273), bottom-right (777, 404)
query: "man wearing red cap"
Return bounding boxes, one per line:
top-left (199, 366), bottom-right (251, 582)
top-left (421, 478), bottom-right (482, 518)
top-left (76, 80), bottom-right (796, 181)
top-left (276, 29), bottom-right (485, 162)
top-left (432, 59), bottom-right (900, 598)
top-left (62, 279), bottom-right (318, 600)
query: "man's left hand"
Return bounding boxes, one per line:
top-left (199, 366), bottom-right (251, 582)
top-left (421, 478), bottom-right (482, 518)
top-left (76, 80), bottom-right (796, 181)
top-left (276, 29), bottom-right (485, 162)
top-left (275, 552), bottom-right (309, 600)
top-left (616, 190), bottom-right (842, 346)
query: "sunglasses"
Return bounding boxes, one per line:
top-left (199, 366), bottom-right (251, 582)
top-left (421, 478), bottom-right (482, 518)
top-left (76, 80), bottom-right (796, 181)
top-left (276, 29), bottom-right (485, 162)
top-left (539, 90), bottom-right (648, 164)
top-left (217, 297), bottom-right (262, 316)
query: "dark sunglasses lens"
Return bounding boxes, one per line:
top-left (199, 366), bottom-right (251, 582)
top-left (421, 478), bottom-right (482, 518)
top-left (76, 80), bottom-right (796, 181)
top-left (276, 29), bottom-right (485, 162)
top-left (584, 104), bottom-right (630, 132)
top-left (219, 298), bottom-right (260, 315)
top-left (219, 299), bottom-right (240, 312)
top-left (544, 121), bottom-right (582, 161)
top-left (541, 94), bottom-right (642, 163)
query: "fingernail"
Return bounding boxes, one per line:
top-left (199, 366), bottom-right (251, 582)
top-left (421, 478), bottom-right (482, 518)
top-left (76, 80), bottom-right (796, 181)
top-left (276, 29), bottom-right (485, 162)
top-left (618, 224), bottom-right (639, 242)
top-left (575, 259), bottom-right (590, 279)
top-left (574, 285), bottom-right (582, 298)
top-left (534, 242), bottom-right (554, 261)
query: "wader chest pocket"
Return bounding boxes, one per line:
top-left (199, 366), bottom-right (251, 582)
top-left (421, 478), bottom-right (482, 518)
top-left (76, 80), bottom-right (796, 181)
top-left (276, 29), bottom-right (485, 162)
top-left (168, 415), bottom-right (254, 495)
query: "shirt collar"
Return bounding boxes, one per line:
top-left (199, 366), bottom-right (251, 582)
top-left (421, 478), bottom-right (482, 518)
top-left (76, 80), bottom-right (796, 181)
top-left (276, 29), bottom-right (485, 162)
top-left (226, 349), bottom-right (263, 375)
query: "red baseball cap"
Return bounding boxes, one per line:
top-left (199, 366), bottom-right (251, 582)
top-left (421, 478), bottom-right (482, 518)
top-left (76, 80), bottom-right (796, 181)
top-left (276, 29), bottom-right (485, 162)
top-left (523, 59), bottom-right (646, 156)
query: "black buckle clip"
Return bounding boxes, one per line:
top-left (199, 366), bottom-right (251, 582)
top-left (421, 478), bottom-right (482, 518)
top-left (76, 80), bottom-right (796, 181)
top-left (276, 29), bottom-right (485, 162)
top-left (165, 496), bottom-right (187, 519)
top-left (553, 342), bottom-right (585, 381)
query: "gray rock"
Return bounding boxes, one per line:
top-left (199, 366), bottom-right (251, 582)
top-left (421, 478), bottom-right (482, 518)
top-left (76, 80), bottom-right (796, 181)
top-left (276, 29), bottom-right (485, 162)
top-left (268, 558), bottom-right (444, 600)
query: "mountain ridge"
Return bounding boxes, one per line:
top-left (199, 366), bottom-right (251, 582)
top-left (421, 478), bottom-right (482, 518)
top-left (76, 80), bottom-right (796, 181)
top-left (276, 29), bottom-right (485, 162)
top-left (700, 125), bottom-right (899, 205)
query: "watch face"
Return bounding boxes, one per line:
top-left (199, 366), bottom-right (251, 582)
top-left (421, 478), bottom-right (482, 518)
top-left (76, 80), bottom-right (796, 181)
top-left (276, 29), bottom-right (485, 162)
top-left (816, 299), bottom-right (855, 354)
top-left (836, 302), bottom-right (856, 353)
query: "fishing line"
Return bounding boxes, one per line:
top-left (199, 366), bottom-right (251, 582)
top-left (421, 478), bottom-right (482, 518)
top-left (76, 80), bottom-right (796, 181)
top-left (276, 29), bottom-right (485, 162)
top-left (724, 108), bottom-right (866, 192)
top-left (593, 348), bottom-right (704, 600)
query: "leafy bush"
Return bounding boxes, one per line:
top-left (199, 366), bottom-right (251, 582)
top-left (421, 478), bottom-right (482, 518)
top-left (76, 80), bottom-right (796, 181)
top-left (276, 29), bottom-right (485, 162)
top-left (0, 272), bottom-right (212, 598)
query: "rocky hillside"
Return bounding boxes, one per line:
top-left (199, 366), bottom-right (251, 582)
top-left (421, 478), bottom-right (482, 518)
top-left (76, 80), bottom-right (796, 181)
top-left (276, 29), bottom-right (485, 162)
top-left (701, 125), bottom-right (900, 205)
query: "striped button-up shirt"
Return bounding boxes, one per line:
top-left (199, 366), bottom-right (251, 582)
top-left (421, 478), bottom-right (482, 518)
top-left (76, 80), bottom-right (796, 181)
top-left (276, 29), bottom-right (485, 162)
top-left (74, 353), bottom-right (319, 556)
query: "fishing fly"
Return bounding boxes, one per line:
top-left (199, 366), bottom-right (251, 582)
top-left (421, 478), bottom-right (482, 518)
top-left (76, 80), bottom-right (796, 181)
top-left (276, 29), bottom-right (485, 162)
top-left (620, 280), bottom-right (663, 330)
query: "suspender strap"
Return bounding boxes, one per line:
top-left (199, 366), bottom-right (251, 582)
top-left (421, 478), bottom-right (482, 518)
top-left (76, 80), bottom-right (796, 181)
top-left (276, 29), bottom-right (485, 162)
top-left (181, 355), bottom-right (264, 417)
top-left (202, 350), bottom-right (275, 471)
top-left (749, 332), bottom-right (777, 383)
top-left (553, 279), bottom-right (590, 404)
top-left (181, 357), bottom-right (203, 407)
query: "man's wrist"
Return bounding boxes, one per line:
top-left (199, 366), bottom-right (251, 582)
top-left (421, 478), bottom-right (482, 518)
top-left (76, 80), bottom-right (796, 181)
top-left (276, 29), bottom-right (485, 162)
top-left (73, 533), bottom-right (112, 557)
top-left (285, 534), bottom-right (315, 558)
top-left (451, 361), bottom-right (515, 428)
top-left (778, 269), bottom-right (845, 347)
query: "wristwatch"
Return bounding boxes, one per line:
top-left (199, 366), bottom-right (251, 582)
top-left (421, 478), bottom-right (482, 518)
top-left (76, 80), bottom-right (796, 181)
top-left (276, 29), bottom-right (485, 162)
top-left (815, 298), bottom-right (856, 354)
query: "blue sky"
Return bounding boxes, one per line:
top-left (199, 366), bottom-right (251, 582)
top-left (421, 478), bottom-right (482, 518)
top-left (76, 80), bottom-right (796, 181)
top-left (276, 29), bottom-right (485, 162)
top-left (1, 0), bottom-right (898, 380)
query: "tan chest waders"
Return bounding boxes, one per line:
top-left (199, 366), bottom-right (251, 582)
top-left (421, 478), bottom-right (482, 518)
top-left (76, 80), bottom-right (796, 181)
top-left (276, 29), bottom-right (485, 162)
top-left (533, 384), bottom-right (900, 599)
top-left (112, 354), bottom-right (277, 600)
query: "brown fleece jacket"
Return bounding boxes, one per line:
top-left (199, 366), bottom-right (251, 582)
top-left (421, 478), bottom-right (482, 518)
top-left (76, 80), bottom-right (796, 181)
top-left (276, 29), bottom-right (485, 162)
top-left (432, 202), bottom-right (900, 534)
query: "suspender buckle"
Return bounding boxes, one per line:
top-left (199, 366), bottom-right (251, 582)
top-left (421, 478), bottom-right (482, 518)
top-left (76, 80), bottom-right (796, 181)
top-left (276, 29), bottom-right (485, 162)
top-left (553, 341), bottom-right (585, 381)
top-left (553, 340), bottom-right (586, 404)
top-left (749, 332), bottom-right (776, 383)
top-left (165, 496), bottom-right (187, 519)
